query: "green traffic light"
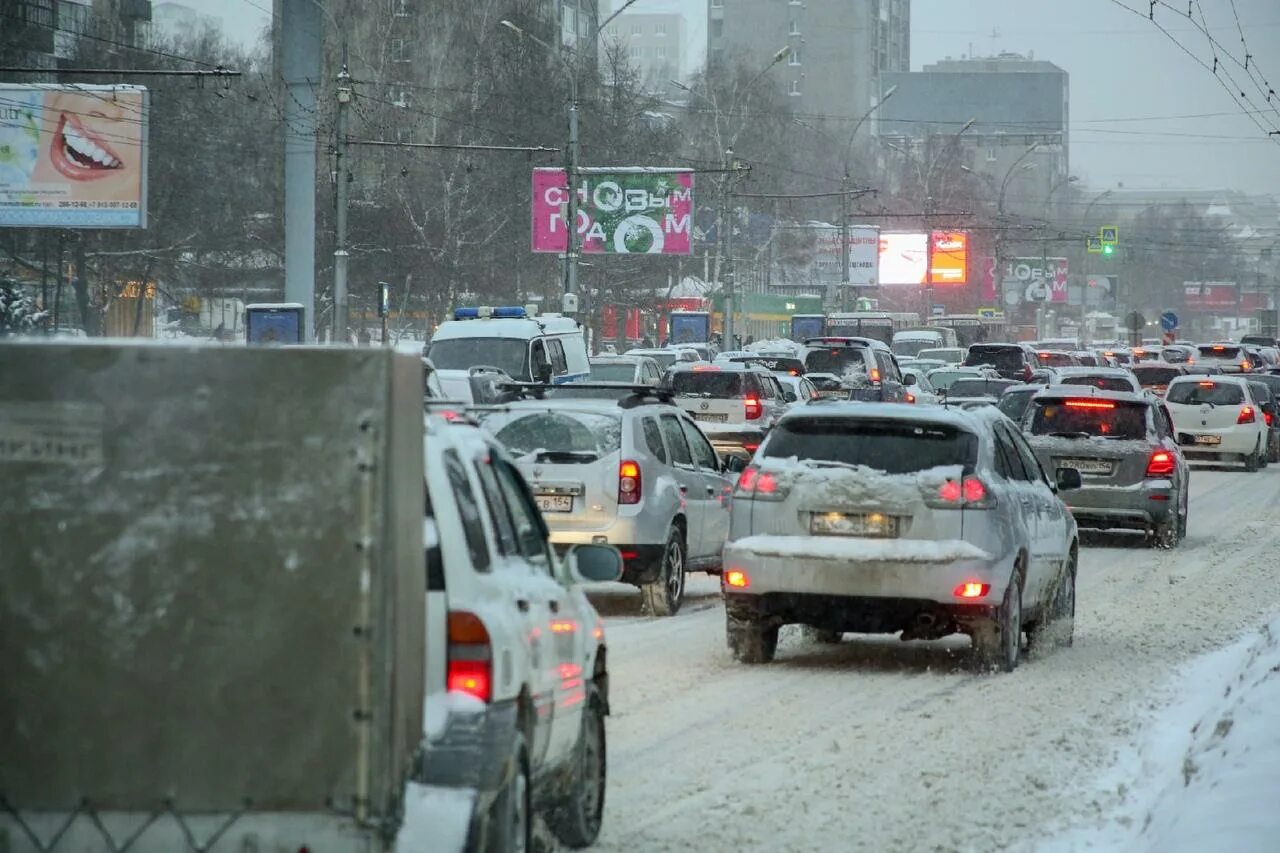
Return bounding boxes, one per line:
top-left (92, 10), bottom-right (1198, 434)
top-left (1102, 244), bottom-right (1114, 255)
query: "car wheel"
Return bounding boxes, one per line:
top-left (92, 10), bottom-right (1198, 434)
top-left (642, 529), bottom-right (685, 617)
top-left (1028, 550), bottom-right (1075, 650)
top-left (1177, 493), bottom-right (1189, 540)
top-left (545, 695), bottom-right (606, 848)
top-left (973, 570), bottom-right (1022, 673)
top-left (1152, 515), bottom-right (1179, 549)
top-left (801, 626), bottom-right (842, 644)
top-left (1244, 442), bottom-right (1261, 472)
top-left (489, 730), bottom-right (531, 853)
top-left (727, 612), bottom-right (778, 663)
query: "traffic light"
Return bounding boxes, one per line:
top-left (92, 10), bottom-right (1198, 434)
top-left (1102, 244), bottom-right (1115, 257)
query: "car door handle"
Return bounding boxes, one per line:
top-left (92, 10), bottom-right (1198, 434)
top-left (516, 598), bottom-right (530, 613)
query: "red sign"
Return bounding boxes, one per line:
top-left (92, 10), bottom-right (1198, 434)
top-left (1183, 282), bottom-right (1263, 312)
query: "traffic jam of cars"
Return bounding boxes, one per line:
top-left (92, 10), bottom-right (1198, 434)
top-left (399, 305), bottom-right (1280, 849)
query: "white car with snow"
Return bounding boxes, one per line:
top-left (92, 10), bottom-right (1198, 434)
top-left (1164, 375), bottom-right (1270, 470)
top-left (722, 403), bottom-right (1081, 672)
top-left (421, 409), bottom-right (623, 850)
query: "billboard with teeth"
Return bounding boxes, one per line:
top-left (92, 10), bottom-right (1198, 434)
top-left (0, 84), bottom-right (148, 228)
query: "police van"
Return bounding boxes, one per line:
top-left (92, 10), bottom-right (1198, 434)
top-left (427, 306), bottom-right (590, 400)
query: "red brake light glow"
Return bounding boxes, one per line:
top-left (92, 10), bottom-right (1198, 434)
top-left (737, 466), bottom-right (779, 496)
top-left (1146, 451), bottom-right (1176, 477)
top-left (1198, 381), bottom-right (1215, 388)
top-left (1266, 411), bottom-right (1274, 427)
top-left (870, 367), bottom-right (882, 383)
top-left (905, 392), bottom-right (916, 404)
top-left (744, 396), bottom-right (763, 420)
top-left (938, 480), bottom-right (963, 502)
top-left (725, 570), bottom-right (750, 588)
top-left (1064, 400), bottom-right (1116, 409)
top-left (1213, 345), bottom-right (1226, 351)
top-left (1238, 406), bottom-right (1256, 424)
top-left (447, 611), bottom-right (492, 703)
top-left (962, 478), bottom-right (987, 502)
top-left (618, 460), bottom-right (642, 504)
top-left (954, 582), bottom-right (990, 599)
top-left (692, 364), bottom-right (720, 371)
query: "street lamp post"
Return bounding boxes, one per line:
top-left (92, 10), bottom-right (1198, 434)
top-left (838, 85), bottom-right (897, 312)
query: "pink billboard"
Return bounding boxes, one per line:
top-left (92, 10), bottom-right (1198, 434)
top-left (531, 168), bottom-right (693, 255)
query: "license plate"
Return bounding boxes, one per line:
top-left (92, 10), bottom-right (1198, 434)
top-left (1194, 434), bottom-right (1222, 446)
top-left (1060, 458), bottom-right (1113, 475)
top-left (695, 413), bottom-right (728, 423)
top-left (810, 512), bottom-right (900, 538)
top-left (535, 495), bottom-right (573, 512)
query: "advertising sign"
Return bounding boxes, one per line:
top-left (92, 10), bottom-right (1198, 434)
top-left (531, 167), bottom-right (693, 255)
top-left (847, 225), bottom-right (880, 286)
top-left (1000, 257), bottom-right (1068, 304)
top-left (669, 311), bottom-right (710, 344)
top-left (878, 232), bottom-right (929, 285)
top-left (1182, 282), bottom-right (1263, 311)
top-left (929, 231), bottom-right (968, 284)
top-left (245, 303), bottom-right (305, 344)
top-left (0, 84), bottom-right (148, 228)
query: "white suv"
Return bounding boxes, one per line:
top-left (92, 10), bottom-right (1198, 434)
top-left (1165, 375), bottom-right (1269, 470)
top-left (666, 362), bottom-right (790, 429)
top-left (420, 410), bottom-right (623, 850)
top-left (475, 390), bottom-right (737, 616)
top-left (722, 403), bottom-right (1081, 672)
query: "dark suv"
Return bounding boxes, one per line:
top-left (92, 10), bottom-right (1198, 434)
top-left (801, 337), bottom-right (908, 402)
top-left (964, 343), bottom-right (1036, 382)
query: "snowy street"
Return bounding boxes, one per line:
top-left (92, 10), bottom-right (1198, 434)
top-left (587, 465), bottom-right (1280, 852)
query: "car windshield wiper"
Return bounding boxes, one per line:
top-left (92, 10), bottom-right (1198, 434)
top-left (797, 459), bottom-right (863, 471)
top-left (1048, 431), bottom-right (1091, 439)
top-left (534, 450), bottom-right (599, 463)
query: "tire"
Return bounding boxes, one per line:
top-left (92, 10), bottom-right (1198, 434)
top-left (1028, 550), bottom-right (1075, 650)
top-left (641, 528), bottom-right (685, 617)
top-left (1152, 515), bottom-right (1179, 549)
top-left (1244, 442), bottom-right (1261, 472)
top-left (727, 612), bottom-right (778, 664)
top-left (488, 731), bottom-right (531, 853)
top-left (545, 697), bottom-right (606, 848)
top-left (801, 626), bottom-right (842, 644)
top-left (973, 569), bottom-right (1022, 673)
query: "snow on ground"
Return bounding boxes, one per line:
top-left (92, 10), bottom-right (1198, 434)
top-left (583, 465), bottom-right (1280, 852)
top-left (1038, 616), bottom-right (1280, 853)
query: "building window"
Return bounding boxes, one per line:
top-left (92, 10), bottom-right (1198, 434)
top-left (631, 23), bottom-right (642, 35)
top-left (21, 0), bottom-right (55, 27)
top-left (789, 18), bottom-right (800, 35)
top-left (57, 1), bottom-right (89, 34)
top-left (789, 80), bottom-right (802, 96)
top-left (390, 0), bottom-right (410, 16)
top-left (986, 147), bottom-right (997, 162)
top-left (655, 45), bottom-right (666, 58)
top-left (630, 45), bottom-right (641, 58)
top-left (710, 19), bottom-right (723, 37)
top-left (654, 21), bottom-right (667, 35)
top-left (391, 38), bottom-right (409, 62)
top-left (788, 48), bottom-right (801, 65)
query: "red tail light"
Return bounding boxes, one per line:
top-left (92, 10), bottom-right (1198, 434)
top-left (954, 582), bottom-right (990, 599)
top-left (725, 569), bottom-right (750, 588)
top-left (1065, 399), bottom-right (1116, 409)
top-left (736, 465), bottom-right (785, 499)
top-left (931, 476), bottom-right (994, 508)
top-left (1146, 450), bottom-right (1176, 477)
top-left (905, 392), bottom-right (916, 404)
top-left (1238, 406), bottom-right (1256, 424)
top-left (618, 460), bottom-right (642, 504)
top-left (447, 611), bottom-right (492, 703)
top-left (870, 367), bottom-right (882, 384)
top-left (1266, 411), bottom-right (1274, 427)
top-left (744, 396), bottom-right (763, 420)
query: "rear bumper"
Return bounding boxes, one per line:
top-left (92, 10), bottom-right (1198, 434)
top-left (1063, 481), bottom-right (1176, 529)
top-left (1175, 429), bottom-right (1258, 456)
top-left (721, 540), bottom-right (1012, 603)
top-left (548, 513), bottom-right (669, 549)
top-left (421, 699), bottom-right (518, 798)
top-left (725, 590), bottom-right (999, 634)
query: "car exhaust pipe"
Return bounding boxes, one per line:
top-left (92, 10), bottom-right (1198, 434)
top-left (915, 611), bottom-right (938, 629)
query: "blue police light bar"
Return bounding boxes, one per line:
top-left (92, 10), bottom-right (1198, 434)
top-left (453, 306), bottom-right (528, 320)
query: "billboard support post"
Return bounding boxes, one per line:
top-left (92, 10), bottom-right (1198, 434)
top-left (281, 0), bottom-right (320, 341)
top-left (838, 175), bottom-right (850, 312)
top-left (723, 148), bottom-right (736, 349)
top-left (332, 49), bottom-right (351, 344)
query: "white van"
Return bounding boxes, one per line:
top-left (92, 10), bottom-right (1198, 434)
top-left (427, 306), bottom-right (589, 400)
top-left (891, 326), bottom-right (958, 358)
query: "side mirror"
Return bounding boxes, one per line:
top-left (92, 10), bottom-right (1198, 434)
top-left (902, 373), bottom-right (917, 386)
top-left (565, 543), bottom-right (623, 584)
top-left (783, 391), bottom-right (798, 403)
top-left (1055, 467), bottom-right (1083, 492)
top-left (723, 454), bottom-right (749, 473)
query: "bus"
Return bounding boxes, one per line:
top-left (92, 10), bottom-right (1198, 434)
top-left (824, 312), bottom-right (920, 345)
top-left (790, 313), bottom-right (825, 341)
top-left (933, 314), bottom-right (1009, 348)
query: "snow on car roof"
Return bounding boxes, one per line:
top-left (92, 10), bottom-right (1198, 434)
top-left (1052, 366), bottom-right (1134, 378)
top-left (432, 314), bottom-right (580, 340)
top-left (777, 400), bottom-right (997, 433)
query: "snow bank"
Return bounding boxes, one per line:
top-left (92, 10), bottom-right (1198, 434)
top-left (396, 782), bottom-right (473, 853)
top-left (728, 534), bottom-right (989, 563)
top-left (1043, 616), bottom-right (1280, 853)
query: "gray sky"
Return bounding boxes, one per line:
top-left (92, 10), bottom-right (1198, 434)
top-left (175, 0), bottom-right (272, 52)
top-left (912, 0), bottom-right (1280, 195)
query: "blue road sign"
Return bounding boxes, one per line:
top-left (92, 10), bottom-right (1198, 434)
top-left (1160, 311), bottom-right (1178, 331)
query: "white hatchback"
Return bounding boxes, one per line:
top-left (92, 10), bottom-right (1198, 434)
top-left (1164, 375), bottom-right (1269, 470)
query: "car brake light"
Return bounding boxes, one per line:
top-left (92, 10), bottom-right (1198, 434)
top-left (1241, 360), bottom-right (1251, 370)
top-left (618, 460), bottom-right (642, 504)
top-left (954, 582), bottom-right (990, 599)
top-left (1213, 345), bottom-right (1225, 351)
top-left (1065, 400), bottom-right (1116, 409)
top-left (1266, 411), bottom-right (1274, 427)
top-left (931, 476), bottom-right (994, 508)
top-left (735, 465), bottom-right (786, 500)
top-left (692, 364), bottom-right (720, 371)
top-left (870, 368), bottom-right (881, 383)
top-left (447, 611), bottom-right (492, 703)
top-left (1198, 380), bottom-right (1215, 388)
top-left (725, 569), bottom-right (750, 588)
top-left (1146, 450), bottom-right (1176, 477)
top-left (744, 396), bottom-right (763, 420)
top-left (1238, 406), bottom-right (1256, 424)
top-left (905, 392), bottom-right (916, 404)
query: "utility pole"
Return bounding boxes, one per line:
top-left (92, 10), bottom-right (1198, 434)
top-left (839, 173), bottom-right (850, 312)
top-left (722, 147), bottom-right (736, 349)
top-left (281, 0), bottom-right (321, 340)
top-left (565, 93), bottom-right (580, 314)
top-left (332, 49), bottom-right (351, 344)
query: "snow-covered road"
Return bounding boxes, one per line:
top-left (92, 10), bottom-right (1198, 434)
top-left (587, 465), bottom-right (1280, 852)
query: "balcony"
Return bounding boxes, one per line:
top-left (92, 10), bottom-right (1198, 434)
top-left (119, 0), bottom-right (151, 21)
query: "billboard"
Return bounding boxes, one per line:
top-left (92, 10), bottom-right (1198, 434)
top-left (804, 223), bottom-right (880, 286)
top-left (532, 168), bottom-right (692, 255)
top-left (929, 231), bottom-right (967, 284)
top-left (245, 303), bottom-right (305, 344)
top-left (999, 257), bottom-right (1068, 305)
top-left (878, 232), bottom-right (929, 285)
top-left (1182, 282), bottom-right (1263, 312)
top-left (0, 84), bottom-right (148, 228)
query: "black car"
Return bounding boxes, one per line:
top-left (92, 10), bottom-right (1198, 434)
top-left (1248, 377), bottom-right (1280, 462)
top-left (964, 343), bottom-right (1036, 382)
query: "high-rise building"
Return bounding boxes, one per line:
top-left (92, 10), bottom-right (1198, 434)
top-left (0, 0), bottom-right (125, 72)
top-left (878, 53), bottom-right (1071, 215)
top-left (707, 0), bottom-right (909, 121)
top-left (601, 11), bottom-right (683, 91)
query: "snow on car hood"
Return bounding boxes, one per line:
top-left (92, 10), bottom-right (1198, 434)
top-left (753, 457), bottom-right (963, 513)
top-left (726, 534), bottom-right (990, 563)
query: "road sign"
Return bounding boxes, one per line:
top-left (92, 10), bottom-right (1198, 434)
top-left (931, 303), bottom-right (945, 317)
top-left (1125, 311), bottom-right (1145, 332)
top-left (1162, 331), bottom-right (1176, 345)
top-left (1100, 226), bottom-right (1118, 246)
top-left (1086, 235), bottom-right (1103, 253)
top-left (1159, 311), bottom-right (1178, 332)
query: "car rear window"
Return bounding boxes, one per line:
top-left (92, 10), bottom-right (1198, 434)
top-left (481, 410), bottom-right (622, 462)
top-left (1161, 348), bottom-right (1192, 364)
top-left (670, 371), bottom-right (745, 397)
top-left (946, 378), bottom-right (1015, 398)
top-left (590, 362), bottom-right (638, 381)
top-left (892, 338), bottom-right (937, 358)
top-left (804, 347), bottom-right (869, 377)
top-left (964, 346), bottom-right (1023, 371)
top-left (1060, 375), bottom-right (1134, 392)
top-left (762, 418), bottom-right (978, 474)
top-left (1198, 345), bottom-right (1242, 359)
top-left (732, 356), bottom-right (805, 375)
top-left (1166, 381), bottom-right (1244, 406)
top-left (1133, 366), bottom-right (1182, 386)
top-left (1028, 399), bottom-right (1148, 440)
top-left (1035, 352), bottom-right (1076, 367)
top-left (997, 388), bottom-right (1037, 421)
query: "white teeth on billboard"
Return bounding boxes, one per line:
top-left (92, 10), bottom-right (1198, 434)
top-left (62, 123), bottom-right (118, 168)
